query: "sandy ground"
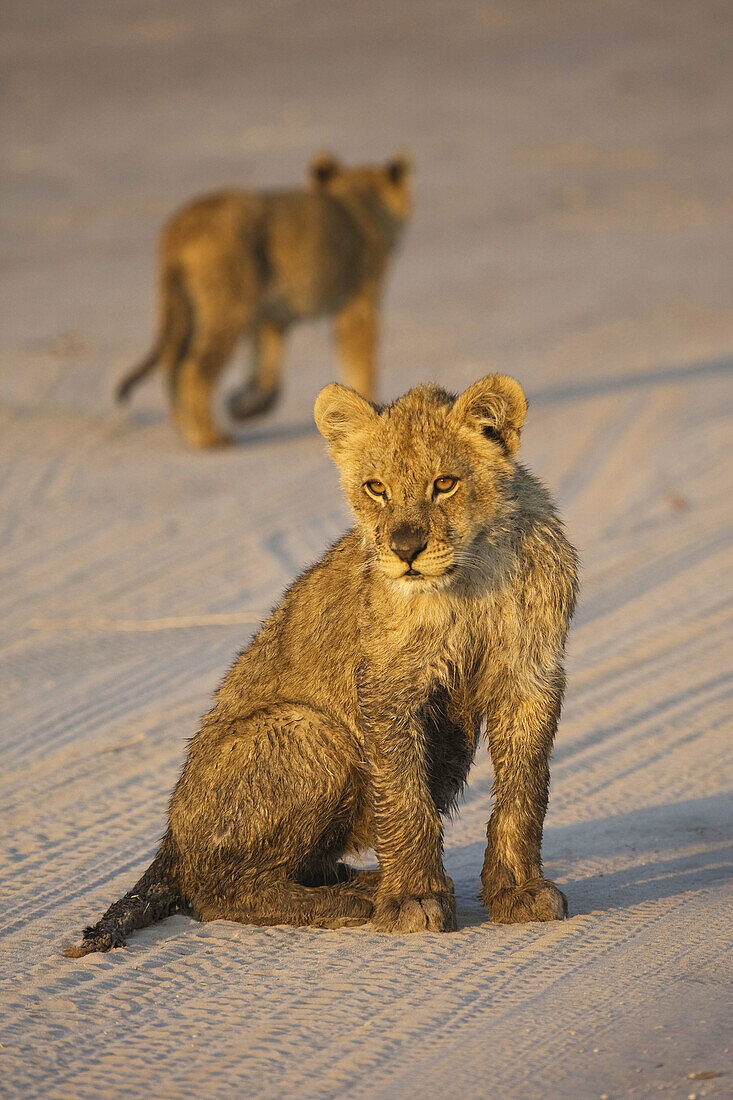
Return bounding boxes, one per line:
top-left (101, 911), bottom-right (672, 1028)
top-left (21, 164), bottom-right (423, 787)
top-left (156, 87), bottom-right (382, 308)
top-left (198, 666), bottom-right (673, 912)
top-left (1, 2), bottom-right (732, 1097)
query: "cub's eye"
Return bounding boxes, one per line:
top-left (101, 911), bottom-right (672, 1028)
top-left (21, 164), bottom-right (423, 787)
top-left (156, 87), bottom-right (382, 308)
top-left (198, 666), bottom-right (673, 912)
top-left (364, 479), bottom-right (388, 501)
top-left (434, 476), bottom-right (459, 496)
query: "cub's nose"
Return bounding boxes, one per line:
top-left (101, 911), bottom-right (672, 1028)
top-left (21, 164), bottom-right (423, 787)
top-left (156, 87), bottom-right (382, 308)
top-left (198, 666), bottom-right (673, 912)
top-left (390, 524), bottom-right (428, 564)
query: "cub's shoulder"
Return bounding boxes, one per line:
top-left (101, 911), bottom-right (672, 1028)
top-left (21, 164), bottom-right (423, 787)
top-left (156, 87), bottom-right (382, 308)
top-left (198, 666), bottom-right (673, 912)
top-left (281, 527), bottom-right (366, 605)
top-left (510, 463), bottom-right (579, 594)
top-left (512, 463), bottom-right (558, 521)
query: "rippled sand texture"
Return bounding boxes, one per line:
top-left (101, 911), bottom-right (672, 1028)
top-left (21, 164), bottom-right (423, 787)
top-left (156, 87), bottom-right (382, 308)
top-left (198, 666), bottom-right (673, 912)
top-left (1, 1), bottom-right (732, 1097)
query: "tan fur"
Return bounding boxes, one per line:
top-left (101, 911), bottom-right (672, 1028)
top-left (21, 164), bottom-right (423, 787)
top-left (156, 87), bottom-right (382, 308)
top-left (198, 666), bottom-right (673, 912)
top-left (115, 153), bottom-right (412, 448)
top-left (65, 375), bottom-right (577, 954)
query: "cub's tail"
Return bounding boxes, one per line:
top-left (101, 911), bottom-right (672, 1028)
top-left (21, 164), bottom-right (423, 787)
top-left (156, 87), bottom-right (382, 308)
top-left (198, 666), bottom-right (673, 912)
top-left (115, 266), bottom-right (193, 404)
top-left (115, 343), bottom-right (161, 403)
top-left (63, 833), bottom-right (182, 957)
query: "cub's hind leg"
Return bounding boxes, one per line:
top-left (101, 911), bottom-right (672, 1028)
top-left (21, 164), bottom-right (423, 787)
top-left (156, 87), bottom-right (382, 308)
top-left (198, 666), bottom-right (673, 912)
top-left (171, 705), bottom-right (370, 928)
top-left (166, 259), bottom-right (257, 448)
top-left (170, 324), bottom-right (240, 449)
top-left (333, 867), bottom-right (382, 900)
top-left (297, 859), bottom-right (384, 901)
top-left (194, 878), bottom-right (373, 929)
top-left (228, 319), bottom-right (286, 421)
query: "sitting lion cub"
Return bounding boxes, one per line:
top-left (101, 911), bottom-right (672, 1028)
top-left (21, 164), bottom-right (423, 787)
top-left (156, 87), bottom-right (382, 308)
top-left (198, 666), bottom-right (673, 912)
top-left (66, 373), bottom-right (578, 953)
top-left (115, 153), bottom-right (412, 448)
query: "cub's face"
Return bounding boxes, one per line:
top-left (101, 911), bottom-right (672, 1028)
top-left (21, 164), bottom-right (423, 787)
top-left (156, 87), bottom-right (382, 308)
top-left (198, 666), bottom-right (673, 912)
top-left (309, 152), bottom-right (413, 227)
top-left (315, 376), bottom-right (527, 592)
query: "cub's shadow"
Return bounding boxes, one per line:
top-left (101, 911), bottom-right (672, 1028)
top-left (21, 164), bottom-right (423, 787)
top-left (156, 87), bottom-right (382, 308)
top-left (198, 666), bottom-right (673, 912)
top-left (527, 352), bottom-right (733, 407)
top-left (230, 418), bottom-right (318, 448)
top-left (448, 793), bottom-right (732, 929)
top-left (127, 406), bottom-right (318, 448)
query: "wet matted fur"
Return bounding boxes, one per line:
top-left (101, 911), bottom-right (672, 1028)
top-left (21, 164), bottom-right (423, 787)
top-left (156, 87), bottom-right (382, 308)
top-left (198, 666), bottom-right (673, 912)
top-left (65, 373), bottom-right (578, 954)
top-left (115, 153), bottom-right (411, 448)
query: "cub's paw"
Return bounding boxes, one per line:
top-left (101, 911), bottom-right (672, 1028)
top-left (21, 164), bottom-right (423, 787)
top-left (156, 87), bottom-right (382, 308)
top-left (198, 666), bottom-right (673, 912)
top-left (371, 892), bottom-right (457, 934)
top-left (227, 385), bottom-right (279, 422)
top-left (483, 877), bottom-right (568, 924)
top-left (181, 425), bottom-right (229, 450)
top-left (341, 868), bottom-right (382, 899)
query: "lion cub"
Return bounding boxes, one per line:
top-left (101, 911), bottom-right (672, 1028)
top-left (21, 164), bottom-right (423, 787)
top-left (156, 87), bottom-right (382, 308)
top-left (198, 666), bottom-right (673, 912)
top-left (115, 153), bottom-right (411, 448)
top-left (66, 374), bottom-right (578, 954)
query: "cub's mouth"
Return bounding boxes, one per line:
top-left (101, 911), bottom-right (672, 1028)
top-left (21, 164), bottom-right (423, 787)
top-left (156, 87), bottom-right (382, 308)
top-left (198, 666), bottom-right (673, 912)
top-left (377, 539), bottom-right (459, 585)
top-left (397, 562), bottom-right (456, 584)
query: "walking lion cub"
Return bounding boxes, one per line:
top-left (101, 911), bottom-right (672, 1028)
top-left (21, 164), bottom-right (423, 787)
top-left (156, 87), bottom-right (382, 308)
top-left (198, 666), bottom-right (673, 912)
top-left (66, 373), bottom-right (577, 953)
top-left (115, 153), bottom-right (411, 448)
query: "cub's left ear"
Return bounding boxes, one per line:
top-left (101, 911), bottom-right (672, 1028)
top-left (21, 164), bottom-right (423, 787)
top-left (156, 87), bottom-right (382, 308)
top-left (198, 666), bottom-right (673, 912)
top-left (385, 153), bottom-right (411, 186)
top-left (451, 374), bottom-right (527, 456)
top-left (309, 152), bottom-right (341, 187)
top-left (314, 383), bottom-right (378, 457)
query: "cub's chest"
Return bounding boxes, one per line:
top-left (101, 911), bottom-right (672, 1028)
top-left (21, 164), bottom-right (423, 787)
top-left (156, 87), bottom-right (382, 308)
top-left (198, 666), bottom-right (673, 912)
top-left (377, 590), bottom-right (504, 679)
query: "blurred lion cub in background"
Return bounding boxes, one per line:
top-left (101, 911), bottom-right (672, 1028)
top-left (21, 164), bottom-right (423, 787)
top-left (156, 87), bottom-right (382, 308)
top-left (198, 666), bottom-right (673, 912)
top-left (116, 153), bottom-right (412, 448)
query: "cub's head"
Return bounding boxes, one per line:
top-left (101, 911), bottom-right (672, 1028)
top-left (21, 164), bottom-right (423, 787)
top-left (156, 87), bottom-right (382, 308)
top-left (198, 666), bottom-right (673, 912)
top-left (315, 376), bottom-right (527, 592)
top-left (308, 152), bottom-right (412, 228)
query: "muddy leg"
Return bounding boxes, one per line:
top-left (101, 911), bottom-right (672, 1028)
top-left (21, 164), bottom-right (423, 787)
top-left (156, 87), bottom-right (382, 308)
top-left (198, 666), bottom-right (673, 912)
top-left (480, 676), bottom-right (568, 923)
top-left (357, 663), bottom-right (456, 934)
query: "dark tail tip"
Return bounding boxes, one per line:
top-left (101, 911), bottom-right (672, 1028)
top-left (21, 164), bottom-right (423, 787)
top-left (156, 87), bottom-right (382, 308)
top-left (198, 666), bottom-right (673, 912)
top-left (61, 924), bottom-right (126, 959)
top-left (62, 942), bottom-right (95, 958)
top-left (115, 348), bottom-right (159, 405)
top-left (115, 377), bottom-right (133, 405)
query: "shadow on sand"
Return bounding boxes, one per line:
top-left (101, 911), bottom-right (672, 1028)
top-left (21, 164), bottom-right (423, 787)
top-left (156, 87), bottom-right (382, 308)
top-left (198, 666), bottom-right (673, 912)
top-left (449, 793), bottom-right (732, 929)
top-left (127, 405), bottom-right (318, 448)
top-left (229, 417), bottom-right (318, 447)
top-left (528, 353), bottom-right (733, 408)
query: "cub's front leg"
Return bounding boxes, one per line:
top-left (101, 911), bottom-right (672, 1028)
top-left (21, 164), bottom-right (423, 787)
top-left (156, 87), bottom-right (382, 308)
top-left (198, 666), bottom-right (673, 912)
top-left (335, 288), bottom-right (378, 401)
top-left (359, 670), bottom-right (456, 933)
top-left (480, 666), bottom-right (568, 923)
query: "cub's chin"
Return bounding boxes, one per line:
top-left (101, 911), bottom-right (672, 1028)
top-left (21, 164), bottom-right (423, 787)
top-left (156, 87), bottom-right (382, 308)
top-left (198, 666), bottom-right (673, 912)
top-left (390, 569), bottom-right (456, 596)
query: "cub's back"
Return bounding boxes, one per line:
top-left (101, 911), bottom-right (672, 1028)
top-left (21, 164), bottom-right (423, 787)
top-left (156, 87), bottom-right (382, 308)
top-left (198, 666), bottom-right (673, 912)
top-left (261, 190), bottom-right (367, 316)
top-left (160, 190), bottom-right (264, 258)
top-left (160, 188), bottom-right (367, 317)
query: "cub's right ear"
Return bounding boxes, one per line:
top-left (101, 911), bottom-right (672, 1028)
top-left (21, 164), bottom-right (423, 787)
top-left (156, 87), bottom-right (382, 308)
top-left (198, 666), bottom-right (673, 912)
top-left (386, 153), bottom-right (411, 185)
top-left (314, 384), bottom-right (377, 455)
top-left (309, 152), bottom-right (341, 187)
top-left (451, 374), bottom-right (527, 456)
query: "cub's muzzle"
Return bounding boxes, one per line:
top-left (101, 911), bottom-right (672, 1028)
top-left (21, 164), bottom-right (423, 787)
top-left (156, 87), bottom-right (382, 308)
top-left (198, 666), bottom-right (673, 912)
top-left (389, 524), bottom-right (428, 565)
